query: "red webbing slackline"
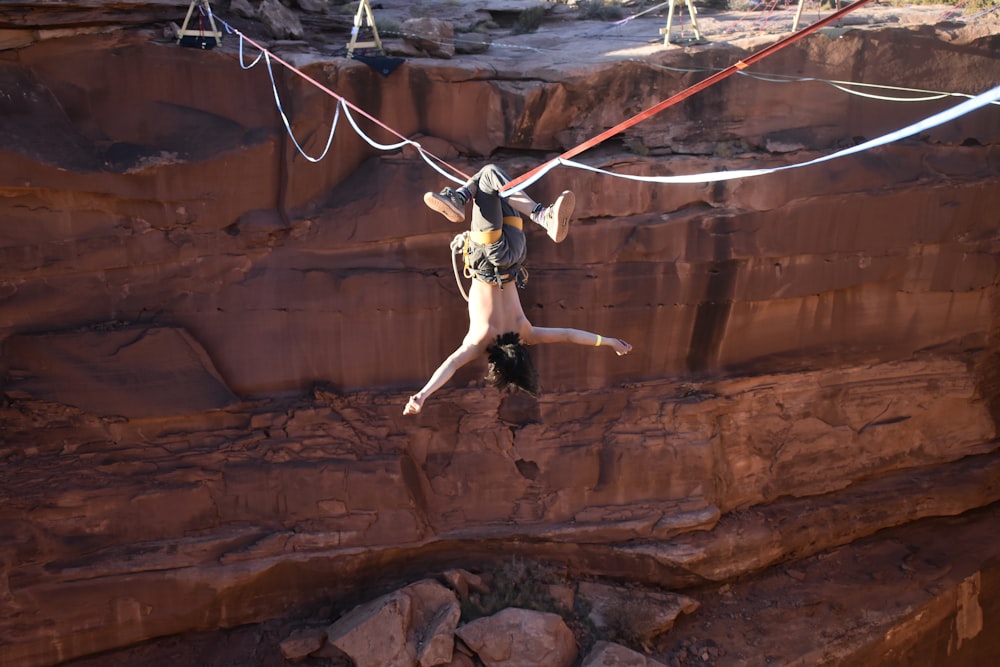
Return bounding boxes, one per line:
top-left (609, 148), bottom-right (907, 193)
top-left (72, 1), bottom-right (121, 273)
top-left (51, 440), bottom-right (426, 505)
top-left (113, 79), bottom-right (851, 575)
top-left (501, 0), bottom-right (876, 193)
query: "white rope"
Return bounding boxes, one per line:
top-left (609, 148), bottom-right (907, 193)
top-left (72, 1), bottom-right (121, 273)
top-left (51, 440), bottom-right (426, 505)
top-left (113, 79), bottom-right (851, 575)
top-left (825, 82), bottom-right (950, 103)
top-left (237, 33), bottom-right (263, 69)
top-left (340, 102), bottom-right (412, 152)
top-left (339, 103), bottom-right (465, 183)
top-left (736, 70), bottom-right (1000, 105)
top-left (230, 23), bottom-right (468, 177)
top-left (263, 52), bottom-right (342, 162)
top-left (415, 149), bottom-right (468, 186)
top-left (450, 232), bottom-right (471, 302)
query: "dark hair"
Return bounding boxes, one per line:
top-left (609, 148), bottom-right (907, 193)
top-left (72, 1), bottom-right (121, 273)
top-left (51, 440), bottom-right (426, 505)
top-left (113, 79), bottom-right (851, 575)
top-left (485, 332), bottom-right (539, 396)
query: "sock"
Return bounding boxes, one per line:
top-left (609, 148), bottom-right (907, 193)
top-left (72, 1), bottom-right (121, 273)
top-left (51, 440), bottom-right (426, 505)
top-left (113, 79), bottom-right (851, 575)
top-left (530, 203), bottom-right (545, 224)
top-left (456, 186), bottom-right (471, 204)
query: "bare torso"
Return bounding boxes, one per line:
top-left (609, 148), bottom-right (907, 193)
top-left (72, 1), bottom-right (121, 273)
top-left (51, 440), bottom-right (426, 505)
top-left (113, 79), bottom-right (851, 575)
top-left (464, 277), bottom-right (533, 350)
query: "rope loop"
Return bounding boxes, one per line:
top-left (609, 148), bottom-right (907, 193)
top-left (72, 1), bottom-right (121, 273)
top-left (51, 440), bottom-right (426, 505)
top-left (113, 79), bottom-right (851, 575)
top-left (450, 232), bottom-right (471, 302)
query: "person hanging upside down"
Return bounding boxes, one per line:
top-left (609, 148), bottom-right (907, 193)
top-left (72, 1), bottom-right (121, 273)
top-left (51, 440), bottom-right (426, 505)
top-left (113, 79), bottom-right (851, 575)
top-left (403, 164), bottom-right (632, 416)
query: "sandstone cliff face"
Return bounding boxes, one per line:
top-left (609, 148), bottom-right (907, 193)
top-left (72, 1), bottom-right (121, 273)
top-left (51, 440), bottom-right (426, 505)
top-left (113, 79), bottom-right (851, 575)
top-left (1, 2), bottom-right (999, 665)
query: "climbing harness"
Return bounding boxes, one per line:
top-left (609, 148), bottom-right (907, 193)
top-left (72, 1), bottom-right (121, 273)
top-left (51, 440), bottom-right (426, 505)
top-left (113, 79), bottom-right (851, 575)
top-left (450, 221), bottom-right (529, 302)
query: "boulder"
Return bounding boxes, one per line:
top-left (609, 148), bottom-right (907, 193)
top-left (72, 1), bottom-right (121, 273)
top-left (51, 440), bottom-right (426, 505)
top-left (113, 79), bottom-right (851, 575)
top-left (456, 608), bottom-right (577, 667)
top-left (325, 578), bottom-right (460, 667)
top-left (230, 0), bottom-right (256, 19)
top-left (401, 17), bottom-right (455, 58)
top-left (441, 568), bottom-right (490, 600)
top-left (581, 641), bottom-right (668, 667)
top-left (295, 0), bottom-right (329, 13)
top-left (279, 627), bottom-right (327, 660)
top-left (576, 582), bottom-right (699, 644)
top-left (443, 654), bottom-right (477, 667)
top-left (326, 593), bottom-right (411, 667)
top-left (412, 579), bottom-right (462, 667)
top-left (258, 0), bottom-right (304, 39)
top-left (455, 33), bottom-right (492, 54)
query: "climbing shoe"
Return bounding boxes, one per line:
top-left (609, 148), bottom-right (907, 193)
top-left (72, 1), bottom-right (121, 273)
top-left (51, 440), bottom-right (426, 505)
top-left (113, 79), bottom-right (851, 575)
top-left (538, 190), bottom-right (575, 243)
top-left (424, 187), bottom-right (467, 223)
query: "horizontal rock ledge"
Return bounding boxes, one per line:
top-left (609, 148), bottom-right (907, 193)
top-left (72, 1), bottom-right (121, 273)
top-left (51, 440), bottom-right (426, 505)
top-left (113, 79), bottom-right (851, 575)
top-left (4, 447), bottom-right (999, 667)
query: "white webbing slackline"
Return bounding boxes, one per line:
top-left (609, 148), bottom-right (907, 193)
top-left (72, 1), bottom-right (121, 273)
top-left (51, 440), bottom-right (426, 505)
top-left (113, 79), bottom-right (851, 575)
top-left (502, 83), bottom-right (1000, 194)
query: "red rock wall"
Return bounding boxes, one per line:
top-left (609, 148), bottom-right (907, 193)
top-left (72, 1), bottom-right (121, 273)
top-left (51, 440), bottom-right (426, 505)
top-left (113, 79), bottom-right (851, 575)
top-left (1, 14), bottom-right (999, 667)
top-left (3, 29), bottom-right (999, 395)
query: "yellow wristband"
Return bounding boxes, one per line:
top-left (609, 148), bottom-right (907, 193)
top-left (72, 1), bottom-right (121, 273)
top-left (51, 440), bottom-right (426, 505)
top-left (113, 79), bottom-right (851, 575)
top-left (595, 335), bottom-right (602, 347)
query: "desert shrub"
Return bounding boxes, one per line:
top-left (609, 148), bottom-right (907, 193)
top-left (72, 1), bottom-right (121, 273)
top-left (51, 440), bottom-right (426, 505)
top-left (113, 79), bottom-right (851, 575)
top-left (459, 558), bottom-right (638, 657)
top-left (512, 6), bottom-right (548, 33)
top-left (577, 0), bottom-right (626, 20)
top-left (460, 559), bottom-right (564, 619)
top-left (698, 0), bottom-right (736, 9)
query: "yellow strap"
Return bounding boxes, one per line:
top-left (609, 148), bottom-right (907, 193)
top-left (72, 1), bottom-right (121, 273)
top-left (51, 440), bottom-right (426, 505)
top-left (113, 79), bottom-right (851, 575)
top-left (470, 230), bottom-right (501, 245)
top-left (469, 216), bottom-right (523, 245)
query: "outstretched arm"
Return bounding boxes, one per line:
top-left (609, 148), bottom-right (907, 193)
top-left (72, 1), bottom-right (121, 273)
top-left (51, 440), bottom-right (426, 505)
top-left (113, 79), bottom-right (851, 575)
top-left (528, 326), bottom-right (632, 356)
top-left (404, 343), bottom-right (483, 415)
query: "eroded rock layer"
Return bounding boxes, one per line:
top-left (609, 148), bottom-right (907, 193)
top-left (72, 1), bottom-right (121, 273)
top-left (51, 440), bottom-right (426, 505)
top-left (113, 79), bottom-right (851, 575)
top-left (1, 4), bottom-right (999, 666)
